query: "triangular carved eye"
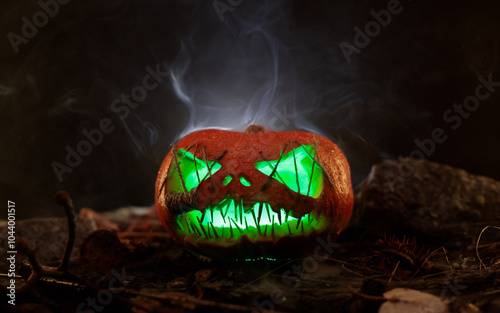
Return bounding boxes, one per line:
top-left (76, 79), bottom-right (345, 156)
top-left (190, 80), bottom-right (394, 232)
top-left (166, 149), bottom-right (222, 193)
top-left (254, 145), bottom-right (324, 198)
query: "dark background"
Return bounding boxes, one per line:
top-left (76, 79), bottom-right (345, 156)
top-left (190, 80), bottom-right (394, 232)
top-left (1, 0), bottom-right (499, 219)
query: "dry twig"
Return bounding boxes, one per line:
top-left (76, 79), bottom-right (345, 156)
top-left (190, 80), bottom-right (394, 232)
top-left (4, 191), bottom-right (81, 294)
top-left (476, 226), bottom-right (500, 271)
top-left (123, 289), bottom-right (291, 313)
top-left (54, 190), bottom-right (77, 272)
top-left (346, 284), bottom-right (387, 301)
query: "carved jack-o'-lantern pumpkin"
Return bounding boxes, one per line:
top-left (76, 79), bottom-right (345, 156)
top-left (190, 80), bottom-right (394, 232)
top-left (155, 125), bottom-right (353, 260)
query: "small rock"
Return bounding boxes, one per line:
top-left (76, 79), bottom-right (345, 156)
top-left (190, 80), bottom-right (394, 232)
top-left (355, 158), bottom-right (500, 249)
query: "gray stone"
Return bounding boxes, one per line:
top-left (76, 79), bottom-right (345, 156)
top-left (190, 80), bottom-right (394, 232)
top-left (354, 158), bottom-right (500, 249)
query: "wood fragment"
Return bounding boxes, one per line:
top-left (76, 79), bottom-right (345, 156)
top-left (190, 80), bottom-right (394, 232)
top-left (124, 289), bottom-right (291, 313)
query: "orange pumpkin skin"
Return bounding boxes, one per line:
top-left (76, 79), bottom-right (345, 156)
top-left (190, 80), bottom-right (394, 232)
top-left (155, 125), bottom-right (353, 260)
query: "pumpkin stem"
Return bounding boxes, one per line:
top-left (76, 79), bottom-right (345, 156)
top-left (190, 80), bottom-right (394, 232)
top-left (245, 124), bottom-right (268, 134)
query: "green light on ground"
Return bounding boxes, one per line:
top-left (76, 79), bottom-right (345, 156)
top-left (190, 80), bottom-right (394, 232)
top-left (235, 257), bottom-right (291, 262)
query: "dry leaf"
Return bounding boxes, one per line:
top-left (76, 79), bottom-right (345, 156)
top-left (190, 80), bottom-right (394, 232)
top-left (79, 207), bottom-right (120, 231)
top-left (379, 288), bottom-right (450, 313)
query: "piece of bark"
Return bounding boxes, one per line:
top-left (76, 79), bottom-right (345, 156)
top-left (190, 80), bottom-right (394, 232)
top-left (354, 158), bottom-right (500, 249)
top-left (78, 207), bottom-right (120, 231)
top-left (80, 229), bottom-right (128, 272)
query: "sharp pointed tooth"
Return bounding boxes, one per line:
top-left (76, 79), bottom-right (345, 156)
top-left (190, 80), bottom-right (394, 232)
top-left (231, 218), bottom-right (243, 233)
top-left (265, 204), bottom-right (271, 221)
top-left (206, 223), bottom-right (211, 237)
top-left (301, 220), bottom-right (305, 234)
top-left (285, 210), bottom-right (290, 223)
top-left (234, 199), bottom-right (238, 222)
top-left (186, 219), bottom-right (193, 234)
top-left (244, 216), bottom-right (249, 230)
top-left (210, 222), bottom-right (219, 239)
top-left (219, 200), bottom-right (225, 218)
top-left (316, 213), bottom-right (323, 224)
top-left (258, 203), bottom-right (263, 225)
top-left (277, 208), bottom-right (282, 225)
top-left (223, 200), bottom-right (231, 219)
top-left (210, 206), bottom-right (214, 222)
top-left (197, 219), bottom-right (208, 238)
top-left (287, 223), bottom-right (292, 235)
top-left (199, 216), bottom-right (211, 239)
top-left (229, 223), bottom-right (234, 238)
top-left (200, 209), bottom-right (207, 224)
top-left (219, 202), bottom-right (226, 224)
top-left (271, 216), bottom-right (275, 240)
top-left (196, 223), bottom-right (203, 237)
top-left (263, 224), bottom-right (268, 236)
top-left (191, 221), bottom-right (202, 236)
top-left (296, 216), bottom-right (302, 230)
top-left (239, 199), bottom-right (243, 223)
top-left (250, 208), bottom-right (260, 232)
top-left (176, 219), bottom-right (185, 232)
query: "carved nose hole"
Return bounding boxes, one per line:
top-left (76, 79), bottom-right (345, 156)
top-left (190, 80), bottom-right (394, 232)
top-left (222, 175), bottom-right (233, 186)
top-left (239, 176), bottom-right (252, 187)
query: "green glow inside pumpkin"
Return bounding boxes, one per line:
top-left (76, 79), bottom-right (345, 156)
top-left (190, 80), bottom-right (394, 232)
top-left (239, 176), bottom-right (252, 186)
top-left (166, 144), bottom-right (328, 244)
top-left (255, 145), bottom-right (323, 198)
top-left (174, 198), bottom-right (326, 242)
top-left (222, 175), bottom-right (233, 186)
top-left (166, 149), bottom-right (222, 192)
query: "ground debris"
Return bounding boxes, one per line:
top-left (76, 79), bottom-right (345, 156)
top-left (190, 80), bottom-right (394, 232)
top-left (2, 160), bottom-right (500, 312)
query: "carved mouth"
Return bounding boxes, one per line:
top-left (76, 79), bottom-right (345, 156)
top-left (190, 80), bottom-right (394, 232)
top-left (173, 196), bottom-right (327, 244)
